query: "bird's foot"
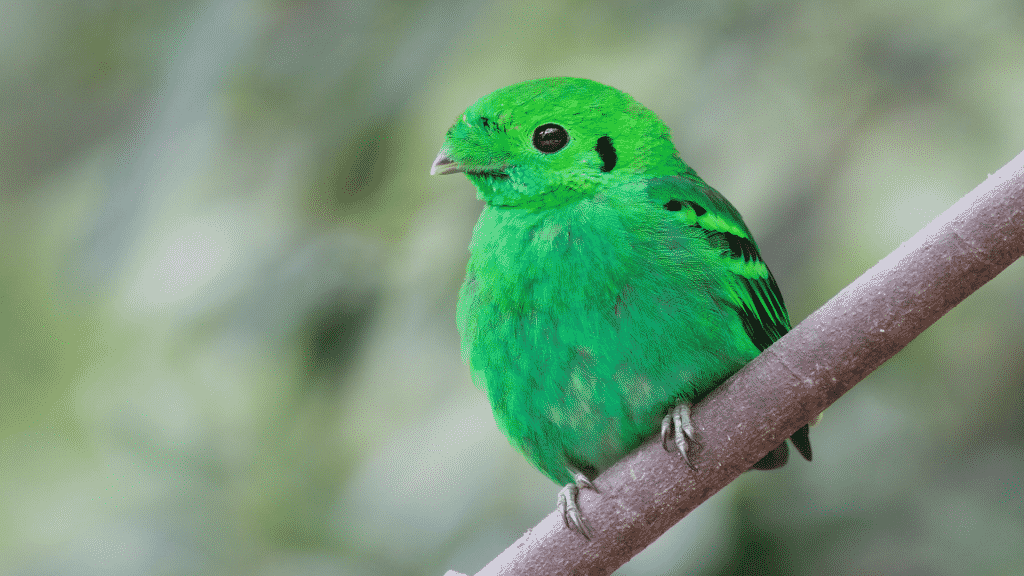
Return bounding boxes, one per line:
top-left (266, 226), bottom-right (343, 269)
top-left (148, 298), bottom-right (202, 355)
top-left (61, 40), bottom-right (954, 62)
top-left (661, 402), bottom-right (700, 469)
top-left (557, 467), bottom-right (597, 539)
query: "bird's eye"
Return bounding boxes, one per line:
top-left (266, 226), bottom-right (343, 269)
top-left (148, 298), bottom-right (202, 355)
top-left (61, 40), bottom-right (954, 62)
top-left (532, 123), bottom-right (569, 153)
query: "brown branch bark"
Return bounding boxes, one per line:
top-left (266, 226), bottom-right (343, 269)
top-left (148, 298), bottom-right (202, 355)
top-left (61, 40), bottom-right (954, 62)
top-left (445, 149), bottom-right (1024, 576)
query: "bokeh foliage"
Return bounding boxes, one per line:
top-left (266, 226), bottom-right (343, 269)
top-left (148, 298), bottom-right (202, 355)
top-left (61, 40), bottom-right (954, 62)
top-left (1, 1), bottom-right (1022, 575)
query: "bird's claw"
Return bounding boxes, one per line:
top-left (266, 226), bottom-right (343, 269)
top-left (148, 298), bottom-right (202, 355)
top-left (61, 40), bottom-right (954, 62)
top-left (661, 402), bottom-right (700, 469)
top-left (557, 467), bottom-right (596, 539)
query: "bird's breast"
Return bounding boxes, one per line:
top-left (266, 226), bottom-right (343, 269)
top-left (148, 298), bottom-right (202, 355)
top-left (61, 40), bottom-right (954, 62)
top-left (456, 198), bottom-right (749, 481)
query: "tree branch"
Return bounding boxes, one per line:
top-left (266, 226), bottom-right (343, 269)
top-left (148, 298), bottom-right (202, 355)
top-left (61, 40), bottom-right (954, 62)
top-left (445, 149), bottom-right (1024, 576)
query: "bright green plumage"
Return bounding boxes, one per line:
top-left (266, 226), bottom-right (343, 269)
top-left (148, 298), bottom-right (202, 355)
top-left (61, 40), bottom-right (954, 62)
top-left (432, 77), bottom-right (809, 535)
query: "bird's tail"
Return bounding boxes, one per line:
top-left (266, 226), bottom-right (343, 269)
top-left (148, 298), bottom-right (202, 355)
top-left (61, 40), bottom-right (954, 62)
top-left (750, 424), bottom-right (812, 470)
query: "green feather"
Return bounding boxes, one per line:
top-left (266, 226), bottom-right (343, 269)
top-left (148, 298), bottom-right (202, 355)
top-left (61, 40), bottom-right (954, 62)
top-left (436, 77), bottom-right (809, 489)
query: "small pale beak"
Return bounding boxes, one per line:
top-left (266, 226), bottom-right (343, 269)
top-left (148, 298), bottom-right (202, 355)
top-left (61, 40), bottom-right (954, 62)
top-left (430, 150), bottom-right (465, 176)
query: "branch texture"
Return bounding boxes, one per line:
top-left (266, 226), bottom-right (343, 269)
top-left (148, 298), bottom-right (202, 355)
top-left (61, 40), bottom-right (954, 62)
top-left (448, 149), bottom-right (1024, 576)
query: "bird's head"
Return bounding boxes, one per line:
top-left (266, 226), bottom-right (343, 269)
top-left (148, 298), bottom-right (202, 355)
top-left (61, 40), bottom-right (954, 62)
top-left (431, 77), bottom-right (685, 210)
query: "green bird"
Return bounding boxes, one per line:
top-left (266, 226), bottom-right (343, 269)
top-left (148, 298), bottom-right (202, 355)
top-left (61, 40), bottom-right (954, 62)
top-left (431, 77), bottom-right (811, 537)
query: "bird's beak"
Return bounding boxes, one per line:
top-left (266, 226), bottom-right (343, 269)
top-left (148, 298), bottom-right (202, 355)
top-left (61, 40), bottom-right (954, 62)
top-left (430, 150), bottom-right (465, 176)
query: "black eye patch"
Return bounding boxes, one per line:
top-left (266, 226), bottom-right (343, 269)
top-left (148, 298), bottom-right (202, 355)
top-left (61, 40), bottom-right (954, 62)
top-left (596, 136), bottom-right (617, 172)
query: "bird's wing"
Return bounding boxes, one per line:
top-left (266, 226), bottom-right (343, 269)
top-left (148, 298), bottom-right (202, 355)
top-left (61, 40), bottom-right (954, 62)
top-left (647, 174), bottom-right (791, 352)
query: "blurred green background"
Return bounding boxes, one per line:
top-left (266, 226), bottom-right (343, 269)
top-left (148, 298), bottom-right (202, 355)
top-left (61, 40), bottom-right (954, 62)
top-left (2, 1), bottom-right (1023, 575)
